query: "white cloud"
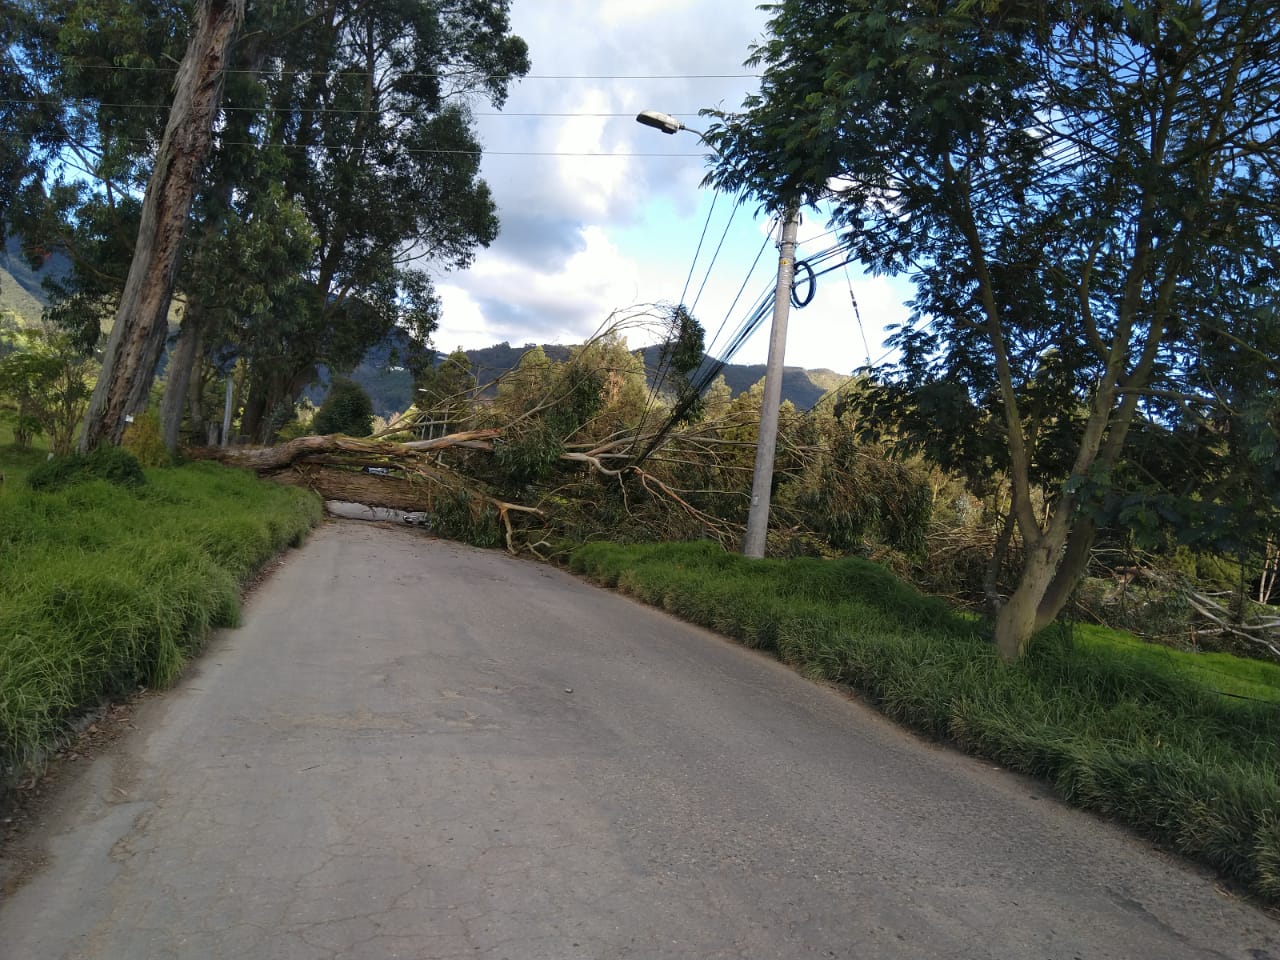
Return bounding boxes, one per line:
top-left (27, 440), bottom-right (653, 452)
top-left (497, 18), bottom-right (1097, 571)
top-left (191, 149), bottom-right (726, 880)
top-left (428, 3), bottom-right (913, 376)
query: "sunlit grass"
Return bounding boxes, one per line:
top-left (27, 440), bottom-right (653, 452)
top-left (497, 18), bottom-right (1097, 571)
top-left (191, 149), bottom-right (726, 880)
top-left (570, 540), bottom-right (1280, 905)
top-left (0, 450), bottom-right (322, 771)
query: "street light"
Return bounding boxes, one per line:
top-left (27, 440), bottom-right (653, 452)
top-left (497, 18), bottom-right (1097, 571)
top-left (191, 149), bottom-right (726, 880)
top-left (635, 110), bottom-right (685, 135)
top-left (636, 109), bottom-right (801, 559)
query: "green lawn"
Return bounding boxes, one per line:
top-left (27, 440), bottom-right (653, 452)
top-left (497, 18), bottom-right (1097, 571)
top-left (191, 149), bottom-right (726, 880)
top-left (0, 426), bottom-right (50, 490)
top-left (1, 434), bottom-right (322, 771)
top-left (570, 540), bottom-right (1280, 905)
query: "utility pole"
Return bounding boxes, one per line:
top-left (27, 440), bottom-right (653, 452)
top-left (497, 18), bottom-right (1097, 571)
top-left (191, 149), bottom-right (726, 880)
top-left (742, 206), bottom-right (800, 559)
top-left (634, 110), bottom-right (801, 558)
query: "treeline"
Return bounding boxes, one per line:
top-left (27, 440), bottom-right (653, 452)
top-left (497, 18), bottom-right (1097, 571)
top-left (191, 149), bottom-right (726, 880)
top-left (0, 0), bottom-right (528, 448)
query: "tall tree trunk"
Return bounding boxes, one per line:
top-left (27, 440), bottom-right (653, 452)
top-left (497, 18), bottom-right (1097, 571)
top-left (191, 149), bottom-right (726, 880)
top-left (1034, 515), bottom-right (1098, 626)
top-left (187, 342), bottom-right (207, 438)
top-left (239, 374), bottom-right (269, 444)
top-left (78, 0), bottom-right (244, 452)
top-left (160, 302), bottom-right (205, 452)
top-left (983, 495), bottom-right (1017, 613)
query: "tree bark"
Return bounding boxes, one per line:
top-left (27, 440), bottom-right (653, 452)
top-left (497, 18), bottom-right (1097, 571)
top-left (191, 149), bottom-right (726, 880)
top-left (1034, 515), bottom-right (1098, 627)
top-left (187, 340), bottom-right (207, 438)
top-left (190, 429), bottom-right (499, 472)
top-left (983, 497), bottom-right (1017, 613)
top-left (78, 0), bottom-right (244, 452)
top-left (273, 464), bottom-right (444, 512)
top-left (239, 374), bottom-right (270, 444)
top-left (160, 301), bottom-right (205, 453)
top-left (994, 539), bottom-right (1063, 661)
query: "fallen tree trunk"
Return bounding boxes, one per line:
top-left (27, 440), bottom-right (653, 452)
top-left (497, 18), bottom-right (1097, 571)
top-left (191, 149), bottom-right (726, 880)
top-left (190, 428), bottom-right (743, 553)
top-left (191, 431), bottom-right (506, 518)
top-left (273, 463), bottom-right (441, 513)
top-left (189, 429), bottom-right (500, 472)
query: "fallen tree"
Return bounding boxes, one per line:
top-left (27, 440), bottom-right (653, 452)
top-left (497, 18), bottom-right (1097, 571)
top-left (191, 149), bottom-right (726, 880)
top-left (189, 308), bottom-right (936, 561)
top-left (190, 427), bottom-right (741, 555)
top-left (190, 310), bottom-right (749, 553)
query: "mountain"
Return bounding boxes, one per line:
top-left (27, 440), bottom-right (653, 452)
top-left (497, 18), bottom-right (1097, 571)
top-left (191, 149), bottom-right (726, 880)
top-left (0, 235), bottom-right (71, 325)
top-left (338, 334), bottom-right (849, 418)
top-left (1, 238), bottom-right (850, 416)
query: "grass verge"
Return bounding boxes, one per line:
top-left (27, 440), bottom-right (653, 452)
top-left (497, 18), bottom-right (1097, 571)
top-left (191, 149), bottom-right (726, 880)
top-left (569, 539), bottom-right (1280, 905)
top-left (1, 453), bottom-right (322, 772)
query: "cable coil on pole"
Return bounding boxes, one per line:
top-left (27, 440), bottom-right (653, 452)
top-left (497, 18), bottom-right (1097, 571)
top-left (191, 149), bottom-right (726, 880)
top-left (789, 259), bottom-right (816, 308)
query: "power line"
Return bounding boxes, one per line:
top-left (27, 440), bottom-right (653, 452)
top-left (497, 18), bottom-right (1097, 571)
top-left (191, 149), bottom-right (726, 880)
top-left (52, 63), bottom-right (761, 80)
top-left (0, 97), bottom-right (710, 118)
top-left (704, 227), bottom-right (773, 359)
top-left (690, 201), bottom-right (741, 314)
top-left (106, 138), bottom-right (704, 158)
top-left (636, 191), bottom-right (724, 441)
top-left (679, 192), bottom-right (721, 306)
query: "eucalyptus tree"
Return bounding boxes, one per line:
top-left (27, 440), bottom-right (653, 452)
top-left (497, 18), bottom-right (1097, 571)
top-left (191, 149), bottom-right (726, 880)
top-left (708, 0), bottom-right (1280, 659)
top-left (77, 0), bottom-right (246, 450)
top-left (232, 0), bottom-right (529, 441)
top-left (6, 0), bottom-right (527, 448)
top-left (1, 0), bottom-right (181, 315)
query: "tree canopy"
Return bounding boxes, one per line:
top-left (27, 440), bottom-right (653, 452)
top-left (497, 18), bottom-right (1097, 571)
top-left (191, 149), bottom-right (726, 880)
top-left (708, 0), bottom-right (1280, 658)
top-left (3, 0), bottom-right (529, 447)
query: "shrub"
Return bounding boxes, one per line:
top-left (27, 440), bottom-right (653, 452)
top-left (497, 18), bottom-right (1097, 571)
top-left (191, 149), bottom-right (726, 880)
top-left (312, 378), bottom-right (375, 437)
top-left (122, 410), bottom-right (172, 467)
top-left (27, 445), bottom-right (146, 492)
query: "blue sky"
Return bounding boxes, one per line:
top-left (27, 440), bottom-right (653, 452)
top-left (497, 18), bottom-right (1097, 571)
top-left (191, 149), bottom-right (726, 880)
top-left (430, 0), bottom-right (915, 373)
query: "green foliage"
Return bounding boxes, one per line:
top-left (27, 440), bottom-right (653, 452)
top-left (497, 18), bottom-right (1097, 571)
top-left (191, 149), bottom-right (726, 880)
top-left (0, 459), bottom-right (321, 768)
top-left (659, 305), bottom-right (707, 424)
top-left (312, 378), bottom-right (375, 437)
top-left (6, 0), bottom-right (529, 443)
top-left (429, 489), bottom-right (502, 548)
top-left (414, 348), bottom-right (477, 428)
top-left (27, 445), bottom-right (146, 492)
top-left (494, 344), bottom-right (555, 419)
top-left (796, 430), bottom-right (932, 554)
top-left (493, 420), bottom-right (565, 493)
top-left (571, 541), bottom-right (1280, 903)
top-left (709, 0), bottom-right (1280, 654)
top-left (121, 409), bottom-right (171, 467)
top-left (0, 325), bottom-right (96, 455)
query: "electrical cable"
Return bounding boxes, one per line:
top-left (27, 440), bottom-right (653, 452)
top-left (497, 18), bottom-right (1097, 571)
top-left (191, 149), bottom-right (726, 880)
top-left (0, 98), bottom-right (709, 118)
top-left (789, 259), bottom-right (815, 308)
top-left (46, 64), bottom-right (762, 80)
top-left (679, 191), bottom-right (720, 307)
top-left (94, 138), bottom-right (707, 158)
top-left (844, 259), bottom-right (873, 366)
top-left (707, 227), bottom-right (773, 353)
top-left (638, 193), bottom-right (762, 448)
top-left (689, 200), bottom-right (740, 313)
top-left (635, 190), bottom-right (724, 445)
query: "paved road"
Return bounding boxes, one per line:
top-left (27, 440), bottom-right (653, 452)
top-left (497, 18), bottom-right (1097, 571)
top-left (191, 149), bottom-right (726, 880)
top-left (2, 521), bottom-right (1278, 959)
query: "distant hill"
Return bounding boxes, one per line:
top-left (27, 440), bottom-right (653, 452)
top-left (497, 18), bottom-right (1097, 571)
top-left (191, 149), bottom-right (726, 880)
top-left (338, 333), bottom-right (849, 418)
top-left (0, 234), bottom-right (71, 325)
top-left (2, 240), bottom-right (850, 416)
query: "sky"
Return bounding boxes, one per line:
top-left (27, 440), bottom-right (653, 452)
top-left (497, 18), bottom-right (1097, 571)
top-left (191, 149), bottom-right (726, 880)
top-left (430, 0), bottom-right (915, 374)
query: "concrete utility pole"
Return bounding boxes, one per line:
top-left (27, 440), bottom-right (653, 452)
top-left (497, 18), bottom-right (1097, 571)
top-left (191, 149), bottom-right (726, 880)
top-left (635, 110), bottom-right (801, 558)
top-left (741, 206), bottom-right (800, 559)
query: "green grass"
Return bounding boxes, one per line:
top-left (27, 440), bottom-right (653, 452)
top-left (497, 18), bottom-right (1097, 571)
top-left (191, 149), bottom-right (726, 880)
top-left (570, 540), bottom-right (1280, 905)
top-left (1, 439), bottom-right (322, 771)
top-left (0, 430), bottom-right (50, 490)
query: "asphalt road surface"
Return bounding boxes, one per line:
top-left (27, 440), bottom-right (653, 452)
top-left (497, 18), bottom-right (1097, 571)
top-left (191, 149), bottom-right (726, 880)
top-left (3, 521), bottom-right (1278, 959)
